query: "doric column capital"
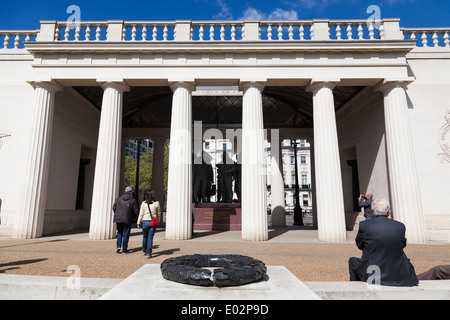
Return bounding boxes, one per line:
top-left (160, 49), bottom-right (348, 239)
top-left (306, 79), bottom-right (340, 93)
top-left (239, 81), bottom-right (266, 93)
top-left (375, 78), bottom-right (414, 94)
top-left (98, 80), bottom-right (130, 92)
top-left (169, 81), bottom-right (196, 92)
top-left (28, 80), bottom-right (64, 93)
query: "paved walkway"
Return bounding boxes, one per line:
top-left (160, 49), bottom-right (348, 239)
top-left (1, 226), bottom-right (449, 282)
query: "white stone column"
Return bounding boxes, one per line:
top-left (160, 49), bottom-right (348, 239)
top-left (13, 81), bottom-right (62, 239)
top-left (241, 82), bottom-right (268, 241)
top-left (307, 81), bottom-right (347, 242)
top-left (89, 81), bottom-right (129, 240)
top-left (378, 81), bottom-right (427, 244)
top-left (271, 132), bottom-right (286, 227)
top-left (151, 136), bottom-right (166, 222)
top-left (165, 82), bottom-right (194, 240)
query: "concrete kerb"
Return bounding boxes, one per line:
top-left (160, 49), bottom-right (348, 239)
top-left (0, 268), bottom-right (449, 300)
top-left (0, 274), bottom-right (122, 300)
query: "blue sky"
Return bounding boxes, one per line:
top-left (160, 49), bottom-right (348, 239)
top-left (1, 0), bottom-right (449, 30)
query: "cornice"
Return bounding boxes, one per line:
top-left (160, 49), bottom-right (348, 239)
top-left (24, 40), bottom-right (417, 55)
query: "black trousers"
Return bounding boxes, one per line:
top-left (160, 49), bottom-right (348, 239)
top-left (348, 257), bottom-right (363, 281)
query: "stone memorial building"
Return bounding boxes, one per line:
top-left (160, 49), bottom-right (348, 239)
top-left (0, 19), bottom-right (449, 244)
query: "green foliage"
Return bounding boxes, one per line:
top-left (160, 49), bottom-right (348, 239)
top-left (123, 140), bottom-right (170, 203)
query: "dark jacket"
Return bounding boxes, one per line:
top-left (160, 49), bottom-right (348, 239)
top-left (350, 216), bottom-right (419, 287)
top-left (358, 198), bottom-right (373, 219)
top-left (113, 193), bottom-right (139, 224)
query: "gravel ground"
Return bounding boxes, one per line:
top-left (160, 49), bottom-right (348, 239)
top-left (1, 227), bottom-right (449, 282)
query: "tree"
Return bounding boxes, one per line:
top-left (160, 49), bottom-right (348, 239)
top-left (123, 139), bottom-right (170, 208)
top-left (124, 148), bottom-right (153, 202)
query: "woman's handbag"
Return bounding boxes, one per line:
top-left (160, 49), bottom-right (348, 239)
top-left (147, 203), bottom-right (159, 228)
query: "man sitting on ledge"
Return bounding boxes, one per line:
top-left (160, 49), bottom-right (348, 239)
top-left (348, 199), bottom-right (419, 287)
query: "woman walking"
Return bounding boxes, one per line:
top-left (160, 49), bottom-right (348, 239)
top-left (137, 191), bottom-right (161, 258)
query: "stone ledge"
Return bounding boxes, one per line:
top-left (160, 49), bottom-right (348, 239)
top-left (305, 280), bottom-right (450, 300)
top-left (1, 272), bottom-right (449, 300)
top-left (0, 274), bottom-right (121, 300)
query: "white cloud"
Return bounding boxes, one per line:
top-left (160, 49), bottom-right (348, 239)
top-left (240, 7), bottom-right (299, 20)
top-left (268, 8), bottom-right (299, 20)
top-left (212, 0), bottom-right (234, 20)
top-left (241, 7), bottom-right (266, 20)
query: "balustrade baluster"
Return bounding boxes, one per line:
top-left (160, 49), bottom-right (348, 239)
top-left (74, 26), bottom-right (80, 41)
top-left (54, 27), bottom-right (60, 41)
top-left (422, 32), bottom-right (428, 47)
top-left (347, 24), bottom-right (352, 40)
top-left (14, 34), bottom-right (20, 48)
top-left (64, 26), bottom-right (70, 41)
top-left (231, 25), bottom-right (236, 41)
top-left (95, 26), bottom-right (101, 41)
top-left (199, 25), bottom-right (204, 41)
top-left (288, 25), bottom-right (294, 40)
top-left (358, 24), bottom-right (363, 40)
top-left (85, 26), bottom-right (91, 41)
top-left (3, 34), bottom-right (9, 48)
top-left (299, 25), bottom-right (304, 40)
top-left (277, 24), bottom-right (283, 40)
top-left (336, 24), bottom-right (342, 40)
top-left (220, 25), bottom-right (225, 41)
top-left (122, 26), bottom-right (127, 41)
top-left (444, 32), bottom-right (450, 47)
top-left (267, 25), bottom-right (272, 40)
top-left (163, 25), bottom-right (168, 41)
top-left (432, 32), bottom-right (439, 47)
top-left (152, 26), bottom-right (157, 41)
top-left (209, 24), bottom-right (215, 41)
top-left (368, 24), bottom-right (375, 40)
top-left (131, 25), bottom-right (137, 41)
top-left (142, 25), bottom-right (147, 41)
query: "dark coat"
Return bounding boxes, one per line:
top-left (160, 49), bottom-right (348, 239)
top-left (113, 193), bottom-right (139, 224)
top-left (349, 216), bottom-right (419, 287)
top-left (358, 198), bottom-right (373, 219)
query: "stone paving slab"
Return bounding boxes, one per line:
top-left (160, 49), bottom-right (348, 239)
top-left (100, 264), bottom-right (321, 300)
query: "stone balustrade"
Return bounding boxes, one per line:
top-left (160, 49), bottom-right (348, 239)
top-left (53, 21), bottom-right (109, 41)
top-left (402, 28), bottom-right (450, 47)
top-left (0, 30), bottom-right (38, 49)
top-left (1, 19), bottom-right (450, 49)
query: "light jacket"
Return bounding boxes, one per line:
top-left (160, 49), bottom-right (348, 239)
top-left (137, 201), bottom-right (161, 226)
